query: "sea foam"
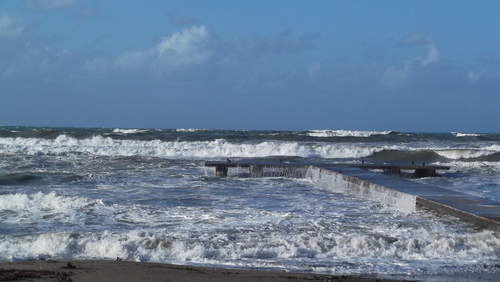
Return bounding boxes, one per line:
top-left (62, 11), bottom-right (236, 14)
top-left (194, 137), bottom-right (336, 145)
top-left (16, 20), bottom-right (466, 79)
top-left (308, 130), bottom-right (392, 137)
top-left (1, 226), bottom-right (499, 275)
top-left (435, 146), bottom-right (500, 159)
top-left (452, 132), bottom-right (482, 137)
top-left (0, 192), bottom-right (98, 211)
top-left (112, 128), bottom-right (149, 134)
top-left (0, 136), bottom-right (382, 159)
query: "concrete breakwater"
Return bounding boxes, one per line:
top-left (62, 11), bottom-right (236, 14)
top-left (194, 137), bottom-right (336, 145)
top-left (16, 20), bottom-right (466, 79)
top-left (205, 161), bottom-right (500, 230)
top-left (305, 165), bottom-right (417, 214)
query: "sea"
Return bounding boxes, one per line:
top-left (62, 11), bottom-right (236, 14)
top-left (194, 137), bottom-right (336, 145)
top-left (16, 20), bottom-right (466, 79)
top-left (0, 126), bottom-right (499, 280)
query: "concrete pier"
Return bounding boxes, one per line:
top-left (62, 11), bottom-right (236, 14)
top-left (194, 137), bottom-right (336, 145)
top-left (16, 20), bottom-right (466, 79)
top-left (312, 164), bottom-right (500, 230)
top-left (205, 161), bottom-right (500, 230)
top-left (205, 162), bottom-right (309, 178)
top-left (205, 162), bottom-right (450, 178)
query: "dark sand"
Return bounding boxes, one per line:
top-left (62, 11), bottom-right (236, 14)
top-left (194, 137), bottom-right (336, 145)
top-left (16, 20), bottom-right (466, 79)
top-left (0, 260), bottom-right (405, 282)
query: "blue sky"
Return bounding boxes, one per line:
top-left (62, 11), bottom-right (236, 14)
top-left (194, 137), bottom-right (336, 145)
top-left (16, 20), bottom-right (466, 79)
top-left (1, 0), bottom-right (499, 132)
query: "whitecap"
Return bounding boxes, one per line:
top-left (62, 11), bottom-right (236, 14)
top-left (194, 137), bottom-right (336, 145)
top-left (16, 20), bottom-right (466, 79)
top-left (435, 149), bottom-right (497, 160)
top-left (308, 130), bottom-right (393, 138)
top-left (0, 137), bottom-right (383, 159)
top-left (452, 132), bottom-right (482, 137)
top-left (113, 128), bottom-right (148, 134)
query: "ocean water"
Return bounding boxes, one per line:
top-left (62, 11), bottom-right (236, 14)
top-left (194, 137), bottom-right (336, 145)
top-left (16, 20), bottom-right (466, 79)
top-left (0, 126), bottom-right (499, 278)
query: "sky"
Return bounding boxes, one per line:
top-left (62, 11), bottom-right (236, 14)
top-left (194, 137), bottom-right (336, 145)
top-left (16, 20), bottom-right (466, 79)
top-left (1, 0), bottom-right (499, 133)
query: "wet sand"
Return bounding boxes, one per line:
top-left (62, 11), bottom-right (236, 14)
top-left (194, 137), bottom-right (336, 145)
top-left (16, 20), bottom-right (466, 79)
top-left (0, 260), bottom-right (404, 282)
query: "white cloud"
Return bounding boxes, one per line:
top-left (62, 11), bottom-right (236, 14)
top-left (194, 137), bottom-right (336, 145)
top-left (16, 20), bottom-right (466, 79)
top-left (466, 70), bottom-right (500, 83)
top-left (398, 32), bottom-right (439, 66)
top-left (101, 25), bottom-right (219, 73)
top-left (24, 0), bottom-right (78, 11)
top-left (114, 50), bottom-right (151, 71)
top-left (0, 13), bottom-right (26, 38)
top-left (380, 33), bottom-right (441, 89)
top-left (84, 26), bottom-right (321, 77)
top-left (156, 25), bottom-right (217, 66)
top-left (421, 43), bottom-right (439, 66)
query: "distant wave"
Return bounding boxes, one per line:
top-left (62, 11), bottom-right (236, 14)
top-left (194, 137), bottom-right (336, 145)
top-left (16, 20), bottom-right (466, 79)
top-left (372, 146), bottom-right (500, 161)
top-left (0, 191), bottom-right (103, 211)
top-left (435, 145), bottom-right (500, 160)
top-left (175, 128), bottom-right (211, 132)
top-left (2, 134), bottom-right (500, 161)
top-left (112, 128), bottom-right (149, 134)
top-left (452, 132), bottom-right (482, 137)
top-left (307, 130), bottom-right (393, 138)
top-left (0, 135), bottom-right (382, 159)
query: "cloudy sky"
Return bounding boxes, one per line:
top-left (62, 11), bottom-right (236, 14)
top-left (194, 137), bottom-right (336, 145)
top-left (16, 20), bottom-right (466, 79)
top-left (1, 0), bottom-right (499, 132)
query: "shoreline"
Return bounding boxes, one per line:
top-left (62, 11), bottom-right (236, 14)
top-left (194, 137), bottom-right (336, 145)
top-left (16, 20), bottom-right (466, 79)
top-left (3, 260), bottom-right (498, 282)
top-left (0, 260), bottom-right (404, 282)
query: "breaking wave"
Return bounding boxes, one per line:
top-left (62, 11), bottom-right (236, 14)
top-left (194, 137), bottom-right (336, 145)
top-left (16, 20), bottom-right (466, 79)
top-left (112, 128), bottom-right (150, 134)
top-left (307, 130), bottom-right (393, 138)
top-left (1, 135), bottom-right (500, 162)
top-left (0, 192), bottom-right (101, 212)
top-left (435, 145), bottom-right (500, 160)
top-left (0, 135), bottom-right (382, 159)
top-left (175, 128), bottom-right (211, 132)
top-left (452, 132), bottom-right (482, 137)
top-left (2, 227), bottom-right (499, 275)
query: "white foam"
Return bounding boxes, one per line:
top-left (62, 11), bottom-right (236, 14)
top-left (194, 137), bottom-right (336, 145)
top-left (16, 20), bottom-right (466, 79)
top-left (1, 226), bottom-right (498, 275)
top-left (0, 192), bottom-right (100, 211)
top-left (1, 178), bottom-right (499, 275)
top-left (112, 128), bottom-right (149, 134)
top-left (0, 192), bottom-right (108, 228)
top-left (428, 160), bottom-right (500, 201)
top-left (0, 136), bottom-right (383, 159)
top-left (113, 128), bottom-right (149, 134)
top-left (308, 130), bottom-right (392, 137)
top-left (452, 132), bottom-right (482, 137)
top-left (175, 128), bottom-right (209, 132)
top-left (305, 166), bottom-right (416, 214)
top-left (438, 160), bottom-right (500, 170)
top-left (2, 135), bottom-right (500, 163)
top-left (435, 148), bottom-right (499, 159)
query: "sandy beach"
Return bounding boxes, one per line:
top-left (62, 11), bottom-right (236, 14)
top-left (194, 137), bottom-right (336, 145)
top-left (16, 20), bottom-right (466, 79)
top-left (0, 260), bottom-right (405, 282)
